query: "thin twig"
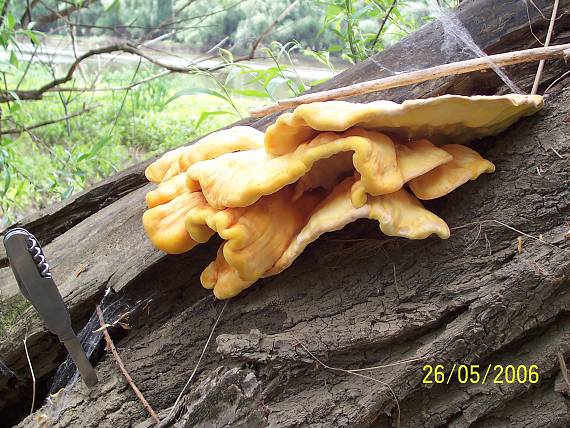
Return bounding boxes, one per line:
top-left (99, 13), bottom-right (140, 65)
top-left (250, 43), bottom-right (570, 117)
top-left (531, 0), bottom-right (559, 95)
top-left (451, 219), bottom-right (567, 252)
top-left (167, 300), bottom-right (228, 420)
top-left (294, 338), bottom-right (403, 428)
top-left (0, 105), bottom-right (95, 135)
top-left (234, 0), bottom-right (300, 62)
top-left (34, 0), bottom-right (95, 27)
top-left (557, 351), bottom-right (570, 392)
top-left (96, 305), bottom-right (160, 425)
top-left (0, 42), bottom-right (227, 103)
top-left (549, 146), bottom-right (564, 159)
top-left (371, 0), bottom-right (398, 50)
top-left (23, 327), bottom-right (36, 416)
top-left (544, 69), bottom-right (570, 94)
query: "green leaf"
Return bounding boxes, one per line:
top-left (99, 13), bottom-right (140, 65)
top-left (8, 101), bottom-right (20, 113)
top-left (101, 0), bottom-right (120, 11)
top-left (61, 186), bottom-right (74, 200)
top-left (218, 48), bottom-right (234, 64)
top-left (224, 66), bottom-right (242, 85)
top-left (77, 135), bottom-right (111, 162)
top-left (9, 50), bottom-right (18, 67)
top-left (13, 180), bottom-right (25, 197)
top-left (164, 87), bottom-right (228, 106)
top-left (232, 88), bottom-right (269, 98)
top-left (266, 76), bottom-right (289, 101)
top-left (2, 166), bottom-right (11, 195)
top-left (6, 13), bottom-right (15, 30)
top-left (194, 110), bottom-right (232, 130)
top-left (0, 62), bottom-right (16, 74)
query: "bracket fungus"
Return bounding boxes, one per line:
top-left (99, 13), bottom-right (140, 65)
top-left (142, 94), bottom-right (543, 299)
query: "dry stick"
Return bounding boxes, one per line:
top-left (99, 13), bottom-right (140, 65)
top-left (167, 300), bottom-right (228, 420)
top-left (250, 43), bottom-right (570, 117)
top-left (531, 0), bottom-right (560, 95)
top-left (557, 351), bottom-right (570, 392)
top-left (96, 305), bottom-right (160, 425)
top-left (23, 327), bottom-right (36, 416)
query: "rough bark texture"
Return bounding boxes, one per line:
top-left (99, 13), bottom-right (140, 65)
top-left (1, 0), bottom-right (569, 426)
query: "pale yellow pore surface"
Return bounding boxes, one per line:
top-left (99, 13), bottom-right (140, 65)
top-left (142, 191), bottom-right (214, 254)
top-left (264, 94), bottom-right (543, 155)
top-left (409, 144), bottom-right (496, 200)
top-left (266, 178), bottom-right (449, 276)
top-left (144, 126), bottom-right (264, 183)
top-left (187, 128), bottom-right (404, 209)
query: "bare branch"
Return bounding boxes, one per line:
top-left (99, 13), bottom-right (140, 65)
top-left (0, 105), bottom-right (95, 135)
top-left (371, 0), bottom-right (398, 50)
top-left (250, 43), bottom-right (570, 117)
top-left (531, 0), bottom-right (559, 94)
top-left (20, 0), bottom-right (40, 28)
top-left (246, 0), bottom-right (300, 60)
top-left (34, 0), bottom-right (95, 27)
top-left (96, 305), bottom-right (160, 425)
top-left (0, 43), bottom-right (214, 103)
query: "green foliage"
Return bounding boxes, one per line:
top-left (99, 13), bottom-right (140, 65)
top-left (0, 0), bottom-right (459, 225)
top-left (0, 65), bottom-right (257, 225)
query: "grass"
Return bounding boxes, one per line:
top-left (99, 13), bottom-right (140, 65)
top-left (0, 64), bottom-right (264, 226)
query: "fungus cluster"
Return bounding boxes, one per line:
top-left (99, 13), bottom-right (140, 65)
top-left (142, 94), bottom-right (543, 299)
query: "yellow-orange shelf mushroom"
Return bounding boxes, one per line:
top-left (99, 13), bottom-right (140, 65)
top-left (141, 94), bottom-right (544, 299)
top-left (264, 94), bottom-right (543, 155)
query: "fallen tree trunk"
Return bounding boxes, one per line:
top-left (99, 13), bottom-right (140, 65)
top-left (1, 0), bottom-right (569, 426)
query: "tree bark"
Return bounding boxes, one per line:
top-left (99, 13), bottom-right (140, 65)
top-left (1, 0), bottom-right (569, 426)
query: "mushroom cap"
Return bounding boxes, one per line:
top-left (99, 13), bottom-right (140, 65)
top-left (201, 244), bottom-right (255, 300)
top-left (188, 186), bottom-right (320, 283)
top-left (142, 191), bottom-right (214, 254)
top-left (187, 129), bottom-right (410, 209)
top-left (266, 177), bottom-right (449, 276)
top-left (265, 94), bottom-right (543, 155)
top-left (408, 144), bottom-right (495, 200)
top-left (142, 94), bottom-right (543, 299)
top-left (145, 126), bottom-right (264, 184)
top-left (145, 173), bottom-right (200, 208)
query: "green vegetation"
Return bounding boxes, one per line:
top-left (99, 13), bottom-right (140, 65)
top-left (0, 0), bottom-right (458, 226)
top-left (1, 66), bottom-right (261, 224)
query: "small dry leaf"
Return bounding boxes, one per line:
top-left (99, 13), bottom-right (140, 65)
top-left (517, 236), bottom-right (523, 254)
top-left (75, 264), bottom-right (89, 277)
top-left (118, 322), bottom-right (131, 330)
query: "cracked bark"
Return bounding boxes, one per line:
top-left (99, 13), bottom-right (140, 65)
top-left (1, 0), bottom-right (569, 426)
